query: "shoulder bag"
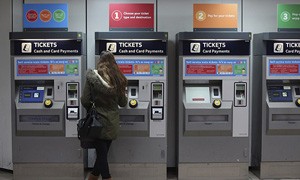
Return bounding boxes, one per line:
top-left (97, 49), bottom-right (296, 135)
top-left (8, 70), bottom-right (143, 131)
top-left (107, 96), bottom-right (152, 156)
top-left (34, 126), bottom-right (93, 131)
top-left (77, 84), bottom-right (103, 149)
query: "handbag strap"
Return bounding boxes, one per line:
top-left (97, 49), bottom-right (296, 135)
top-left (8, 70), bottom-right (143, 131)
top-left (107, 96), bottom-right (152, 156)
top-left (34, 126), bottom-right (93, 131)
top-left (89, 83), bottom-right (96, 108)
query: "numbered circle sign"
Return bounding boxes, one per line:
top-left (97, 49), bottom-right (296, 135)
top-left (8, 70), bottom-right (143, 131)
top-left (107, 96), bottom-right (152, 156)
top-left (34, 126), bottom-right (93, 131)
top-left (280, 11), bottom-right (291, 22)
top-left (195, 11), bottom-right (206, 21)
top-left (111, 10), bottom-right (122, 21)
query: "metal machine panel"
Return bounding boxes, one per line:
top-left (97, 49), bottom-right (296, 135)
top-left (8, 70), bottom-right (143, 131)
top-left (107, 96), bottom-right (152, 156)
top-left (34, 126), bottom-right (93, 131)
top-left (184, 102), bottom-right (233, 135)
top-left (119, 102), bottom-right (149, 135)
top-left (252, 34), bottom-right (300, 178)
top-left (177, 32), bottom-right (250, 179)
top-left (10, 32), bottom-right (85, 179)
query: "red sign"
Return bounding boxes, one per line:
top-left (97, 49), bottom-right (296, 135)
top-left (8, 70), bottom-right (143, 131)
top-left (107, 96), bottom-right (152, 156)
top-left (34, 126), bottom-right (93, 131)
top-left (118, 64), bottom-right (133, 74)
top-left (26, 10), bottom-right (38, 22)
top-left (109, 3), bottom-right (154, 31)
top-left (270, 64), bottom-right (299, 74)
top-left (186, 65), bottom-right (216, 74)
top-left (18, 65), bottom-right (48, 74)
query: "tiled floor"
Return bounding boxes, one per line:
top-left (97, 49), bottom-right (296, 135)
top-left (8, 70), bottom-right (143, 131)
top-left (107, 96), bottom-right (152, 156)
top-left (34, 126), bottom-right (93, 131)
top-left (0, 168), bottom-right (261, 180)
top-left (1, 168), bottom-right (300, 180)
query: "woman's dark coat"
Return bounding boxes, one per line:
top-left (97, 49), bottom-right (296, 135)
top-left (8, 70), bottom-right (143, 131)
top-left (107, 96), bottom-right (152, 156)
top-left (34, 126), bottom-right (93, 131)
top-left (81, 69), bottom-right (127, 140)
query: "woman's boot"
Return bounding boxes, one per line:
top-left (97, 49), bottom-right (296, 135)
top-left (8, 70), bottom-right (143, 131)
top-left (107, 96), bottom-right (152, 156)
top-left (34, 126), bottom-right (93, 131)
top-left (88, 173), bottom-right (99, 180)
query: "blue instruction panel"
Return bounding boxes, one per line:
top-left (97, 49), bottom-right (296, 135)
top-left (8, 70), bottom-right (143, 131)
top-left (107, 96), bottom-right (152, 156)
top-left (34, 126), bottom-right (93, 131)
top-left (23, 3), bottom-right (68, 30)
top-left (184, 59), bottom-right (247, 76)
top-left (116, 59), bottom-right (165, 77)
top-left (16, 59), bottom-right (79, 76)
top-left (268, 59), bottom-right (300, 76)
top-left (19, 86), bottom-right (44, 103)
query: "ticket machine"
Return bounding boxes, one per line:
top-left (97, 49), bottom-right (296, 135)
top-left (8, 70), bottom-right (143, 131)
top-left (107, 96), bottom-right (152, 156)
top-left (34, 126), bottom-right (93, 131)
top-left (92, 32), bottom-right (168, 179)
top-left (10, 32), bottom-right (85, 180)
top-left (252, 32), bottom-right (300, 179)
top-left (177, 32), bottom-right (251, 180)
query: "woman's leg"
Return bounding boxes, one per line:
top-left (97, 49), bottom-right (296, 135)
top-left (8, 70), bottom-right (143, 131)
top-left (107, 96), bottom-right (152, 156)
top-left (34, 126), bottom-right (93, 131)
top-left (91, 139), bottom-right (112, 179)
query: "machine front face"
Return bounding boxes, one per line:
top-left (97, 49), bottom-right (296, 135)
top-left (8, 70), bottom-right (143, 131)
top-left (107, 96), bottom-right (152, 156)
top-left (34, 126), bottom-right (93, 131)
top-left (14, 57), bottom-right (82, 137)
top-left (262, 56), bottom-right (300, 159)
top-left (91, 32), bottom-right (168, 179)
top-left (264, 57), bottom-right (300, 136)
top-left (252, 33), bottom-right (300, 179)
top-left (181, 57), bottom-right (249, 138)
top-left (177, 32), bottom-right (251, 179)
top-left (10, 32), bottom-right (85, 179)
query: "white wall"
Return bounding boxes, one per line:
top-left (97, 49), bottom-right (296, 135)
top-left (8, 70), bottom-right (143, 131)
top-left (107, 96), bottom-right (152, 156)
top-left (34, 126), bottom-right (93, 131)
top-left (0, 0), bottom-right (12, 170)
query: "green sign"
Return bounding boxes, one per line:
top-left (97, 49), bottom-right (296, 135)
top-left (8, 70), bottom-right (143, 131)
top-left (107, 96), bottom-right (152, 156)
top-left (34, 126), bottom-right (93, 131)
top-left (234, 64), bottom-right (247, 75)
top-left (151, 64), bottom-right (164, 75)
top-left (278, 4), bottom-right (300, 30)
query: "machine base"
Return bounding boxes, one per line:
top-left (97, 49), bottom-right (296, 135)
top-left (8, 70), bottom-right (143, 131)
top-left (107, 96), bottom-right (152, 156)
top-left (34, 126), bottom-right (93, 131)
top-left (260, 162), bottom-right (300, 179)
top-left (108, 163), bottom-right (166, 180)
top-left (13, 163), bottom-right (83, 180)
top-left (178, 163), bottom-right (248, 180)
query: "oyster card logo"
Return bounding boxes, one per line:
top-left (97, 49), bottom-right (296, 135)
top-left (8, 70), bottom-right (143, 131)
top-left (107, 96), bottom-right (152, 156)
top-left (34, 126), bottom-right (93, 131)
top-left (274, 43), bottom-right (284, 53)
top-left (190, 43), bottom-right (201, 53)
top-left (21, 43), bottom-right (32, 53)
top-left (106, 42), bottom-right (117, 53)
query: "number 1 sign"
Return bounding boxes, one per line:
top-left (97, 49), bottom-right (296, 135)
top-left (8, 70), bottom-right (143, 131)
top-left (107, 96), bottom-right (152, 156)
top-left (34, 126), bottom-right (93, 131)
top-left (109, 3), bottom-right (154, 31)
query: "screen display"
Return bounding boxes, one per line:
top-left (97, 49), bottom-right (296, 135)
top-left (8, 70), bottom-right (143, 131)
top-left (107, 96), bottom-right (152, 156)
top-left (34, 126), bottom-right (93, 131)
top-left (19, 86), bottom-right (44, 103)
top-left (185, 59), bottom-right (247, 76)
top-left (268, 59), bottom-right (300, 76)
top-left (116, 59), bottom-right (165, 77)
top-left (24, 93), bottom-right (31, 98)
top-left (17, 59), bottom-right (79, 76)
top-left (153, 84), bottom-right (162, 91)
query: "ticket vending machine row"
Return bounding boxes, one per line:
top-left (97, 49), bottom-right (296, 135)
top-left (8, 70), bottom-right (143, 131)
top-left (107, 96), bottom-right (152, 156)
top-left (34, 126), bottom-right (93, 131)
top-left (10, 32), bottom-right (85, 180)
top-left (92, 32), bottom-right (168, 180)
top-left (177, 32), bottom-right (251, 180)
top-left (252, 32), bottom-right (300, 179)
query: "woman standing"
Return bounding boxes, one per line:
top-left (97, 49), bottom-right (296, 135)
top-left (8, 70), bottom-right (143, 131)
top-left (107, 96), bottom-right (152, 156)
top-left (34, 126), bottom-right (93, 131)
top-left (81, 51), bottom-right (128, 180)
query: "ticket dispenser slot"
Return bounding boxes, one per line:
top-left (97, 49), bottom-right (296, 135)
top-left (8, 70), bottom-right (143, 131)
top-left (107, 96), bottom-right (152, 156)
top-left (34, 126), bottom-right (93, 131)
top-left (151, 82), bottom-right (164, 120)
top-left (211, 86), bottom-right (221, 99)
top-left (234, 82), bottom-right (247, 107)
top-left (66, 82), bottom-right (79, 120)
top-left (128, 86), bottom-right (139, 99)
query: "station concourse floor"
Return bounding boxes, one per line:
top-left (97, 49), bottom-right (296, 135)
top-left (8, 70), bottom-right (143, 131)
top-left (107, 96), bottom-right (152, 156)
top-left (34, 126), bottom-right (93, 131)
top-left (1, 168), bottom-right (295, 180)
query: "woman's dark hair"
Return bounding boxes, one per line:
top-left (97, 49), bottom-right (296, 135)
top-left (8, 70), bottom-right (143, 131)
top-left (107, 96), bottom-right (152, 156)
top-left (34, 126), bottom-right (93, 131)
top-left (97, 51), bottom-right (127, 95)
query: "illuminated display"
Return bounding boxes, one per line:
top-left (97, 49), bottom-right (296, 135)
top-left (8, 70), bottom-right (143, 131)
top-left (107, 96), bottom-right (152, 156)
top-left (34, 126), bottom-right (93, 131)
top-left (116, 59), bottom-right (165, 77)
top-left (24, 93), bottom-right (31, 98)
top-left (269, 59), bottom-right (300, 76)
top-left (185, 59), bottom-right (247, 76)
top-left (17, 59), bottom-right (79, 76)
